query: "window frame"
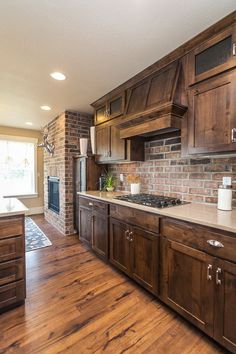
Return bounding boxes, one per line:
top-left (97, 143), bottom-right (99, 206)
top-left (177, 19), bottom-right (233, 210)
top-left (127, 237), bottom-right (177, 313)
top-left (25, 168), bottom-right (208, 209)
top-left (0, 134), bottom-right (38, 198)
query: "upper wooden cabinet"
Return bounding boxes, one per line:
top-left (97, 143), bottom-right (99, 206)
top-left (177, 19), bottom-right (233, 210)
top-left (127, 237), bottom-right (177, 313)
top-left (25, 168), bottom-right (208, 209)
top-left (188, 24), bottom-right (236, 85)
top-left (187, 70), bottom-right (236, 154)
top-left (95, 125), bottom-right (144, 164)
top-left (94, 93), bottom-right (125, 125)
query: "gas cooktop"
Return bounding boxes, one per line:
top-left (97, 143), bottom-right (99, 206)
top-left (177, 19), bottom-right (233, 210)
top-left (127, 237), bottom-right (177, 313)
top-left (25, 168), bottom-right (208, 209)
top-left (114, 194), bottom-right (186, 208)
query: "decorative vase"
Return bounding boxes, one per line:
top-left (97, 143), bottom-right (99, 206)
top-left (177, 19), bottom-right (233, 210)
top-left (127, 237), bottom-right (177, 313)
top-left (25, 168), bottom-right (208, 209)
top-left (90, 126), bottom-right (96, 154)
top-left (80, 138), bottom-right (88, 156)
top-left (131, 183), bottom-right (140, 194)
top-left (106, 187), bottom-right (114, 192)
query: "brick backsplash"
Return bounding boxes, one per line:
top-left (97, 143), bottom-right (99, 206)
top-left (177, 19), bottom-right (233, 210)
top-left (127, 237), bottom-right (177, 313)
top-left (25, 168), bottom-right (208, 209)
top-left (44, 110), bottom-right (92, 235)
top-left (109, 133), bottom-right (236, 206)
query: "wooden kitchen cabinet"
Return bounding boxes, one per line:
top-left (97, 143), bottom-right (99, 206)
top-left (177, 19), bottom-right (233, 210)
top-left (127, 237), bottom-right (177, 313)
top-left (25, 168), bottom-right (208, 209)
top-left (188, 24), bottom-right (236, 85)
top-left (79, 206), bottom-right (92, 245)
top-left (187, 70), bottom-right (236, 154)
top-left (109, 218), bottom-right (131, 275)
top-left (95, 124), bottom-right (144, 163)
top-left (109, 216), bottom-right (159, 295)
top-left (160, 238), bottom-right (215, 335)
top-left (94, 93), bottom-right (125, 125)
top-left (78, 196), bottom-right (109, 260)
top-left (214, 259), bottom-right (236, 353)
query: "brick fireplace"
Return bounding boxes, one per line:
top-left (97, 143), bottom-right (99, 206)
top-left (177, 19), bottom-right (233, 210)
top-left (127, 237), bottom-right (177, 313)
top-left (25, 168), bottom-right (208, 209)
top-left (44, 110), bottom-right (92, 235)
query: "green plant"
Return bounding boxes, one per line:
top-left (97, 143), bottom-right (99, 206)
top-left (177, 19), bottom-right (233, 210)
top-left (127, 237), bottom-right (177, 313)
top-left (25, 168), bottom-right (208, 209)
top-left (104, 171), bottom-right (116, 190)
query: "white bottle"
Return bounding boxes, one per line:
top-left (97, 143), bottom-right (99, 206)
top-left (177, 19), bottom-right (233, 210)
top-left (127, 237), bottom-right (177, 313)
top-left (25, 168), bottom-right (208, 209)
top-left (217, 185), bottom-right (232, 211)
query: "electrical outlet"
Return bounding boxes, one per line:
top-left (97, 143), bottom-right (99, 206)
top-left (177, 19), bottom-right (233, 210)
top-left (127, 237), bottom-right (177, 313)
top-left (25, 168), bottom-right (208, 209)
top-left (223, 177), bottom-right (232, 185)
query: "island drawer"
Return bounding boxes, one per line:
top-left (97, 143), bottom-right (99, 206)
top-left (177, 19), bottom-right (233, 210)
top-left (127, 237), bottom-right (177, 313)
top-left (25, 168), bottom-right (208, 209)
top-left (0, 236), bottom-right (24, 263)
top-left (0, 259), bottom-right (24, 286)
top-left (0, 280), bottom-right (25, 310)
top-left (0, 217), bottom-right (23, 240)
top-left (110, 204), bottom-right (160, 233)
top-left (161, 218), bottom-right (236, 263)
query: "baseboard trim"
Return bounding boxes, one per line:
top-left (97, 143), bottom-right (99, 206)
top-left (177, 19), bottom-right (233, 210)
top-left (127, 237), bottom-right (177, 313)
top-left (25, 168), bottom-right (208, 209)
top-left (26, 206), bottom-right (44, 215)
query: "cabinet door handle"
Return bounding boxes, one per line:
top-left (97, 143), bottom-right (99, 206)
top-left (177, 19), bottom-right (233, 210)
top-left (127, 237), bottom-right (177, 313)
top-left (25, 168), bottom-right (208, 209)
top-left (231, 128), bottom-right (236, 143)
top-left (207, 264), bottom-right (212, 281)
top-left (216, 267), bottom-right (222, 285)
top-left (129, 231), bottom-right (133, 242)
top-left (89, 202), bottom-right (93, 206)
top-left (125, 229), bottom-right (130, 240)
top-left (207, 240), bottom-right (224, 248)
top-left (233, 43), bottom-right (236, 56)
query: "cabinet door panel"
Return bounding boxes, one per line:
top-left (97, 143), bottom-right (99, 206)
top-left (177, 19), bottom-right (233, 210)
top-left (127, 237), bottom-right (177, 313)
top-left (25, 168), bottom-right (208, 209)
top-left (92, 212), bottom-right (108, 260)
top-left (95, 126), bottom-right (110, 162)
top-left (110, 126), bottom-right (126, 161)
top-left (126, 80), bottom-right (149, 115)
top-left (188, 71), bottom-right (236, 154)
top-left (161, 238), bottom-right (214, 335)
top-left (131, 226), bottom-right (158, 295)
top-left (109, 218), bottom-right (130, 275)
top-left (214, 259), bottom-right (236, 353)
top-left (108, 94), bottom-right (125, 119)
top-left (95, 105), bottom-right (106, 125)
top-left (79, 207), bottom-right (92, 245)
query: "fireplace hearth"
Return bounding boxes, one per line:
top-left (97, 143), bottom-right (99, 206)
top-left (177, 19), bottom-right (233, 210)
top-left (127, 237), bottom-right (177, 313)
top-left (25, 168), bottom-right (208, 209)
top-left (48, 177), bottom-right (60, 214)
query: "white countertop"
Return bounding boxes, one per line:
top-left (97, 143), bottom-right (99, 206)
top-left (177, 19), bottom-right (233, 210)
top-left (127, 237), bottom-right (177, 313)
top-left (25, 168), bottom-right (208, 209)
top-left (78, 191), bottom-right (236, 234)
top-left (0, 197), bottom-right (28, 217)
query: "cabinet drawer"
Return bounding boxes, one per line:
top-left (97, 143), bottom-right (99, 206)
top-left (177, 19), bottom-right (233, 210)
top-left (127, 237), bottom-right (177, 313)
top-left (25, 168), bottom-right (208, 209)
top-left (161, 218), bottom-right (236, 263)
top-left (0, 280), bottom-right (25, 310)
top-left (0, 259), bottom-right (24, 286)
top-left (79, 197), bottom-right (108, 214)
top-left (0, 217), bottom-right (23, 240)
top-left (110, 204), bottom-right (159, 233)
top-left (0, 237), bottom-right (24, 262)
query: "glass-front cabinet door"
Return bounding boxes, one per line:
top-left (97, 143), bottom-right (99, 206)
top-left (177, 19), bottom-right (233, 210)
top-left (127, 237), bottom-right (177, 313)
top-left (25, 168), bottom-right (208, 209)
top-left (107, 93), bottom-right (125, 119)
top-left (189, 24), bottom-right (236, 85)
top-left (94, 105), bottom-right (106, 125)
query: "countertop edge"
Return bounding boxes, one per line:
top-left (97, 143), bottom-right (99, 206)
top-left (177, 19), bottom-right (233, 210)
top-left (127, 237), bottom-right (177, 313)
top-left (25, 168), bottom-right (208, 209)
top-left (77, 191), bottom-right (236, 234)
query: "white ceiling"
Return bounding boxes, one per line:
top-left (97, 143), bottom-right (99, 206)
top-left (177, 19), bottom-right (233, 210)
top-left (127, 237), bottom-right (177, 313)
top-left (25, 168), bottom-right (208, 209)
top-left (0, 0), bottom-right (235, 130)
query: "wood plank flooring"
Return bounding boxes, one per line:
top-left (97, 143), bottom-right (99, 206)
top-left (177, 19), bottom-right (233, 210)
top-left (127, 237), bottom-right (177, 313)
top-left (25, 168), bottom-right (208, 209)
top-left (0, 215), bottom-right (228, 354)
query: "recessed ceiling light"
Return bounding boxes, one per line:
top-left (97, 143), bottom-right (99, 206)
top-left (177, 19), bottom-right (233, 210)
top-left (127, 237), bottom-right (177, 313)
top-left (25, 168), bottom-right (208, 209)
top-left (41, 105), bottom-right (51, 111)
top-left (50, 72), bottom-right (66, 80)
top-left (26, 122), bottom-right (33, 126)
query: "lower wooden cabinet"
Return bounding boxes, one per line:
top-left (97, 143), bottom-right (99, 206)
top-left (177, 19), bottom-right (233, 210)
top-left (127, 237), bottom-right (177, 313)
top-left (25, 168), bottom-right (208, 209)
top-left (110, 217), bottom-right (159, 295)
top-left (78, 197), bottom-right (108, 260)
top-left (160, 236), bottom-right (236, 353)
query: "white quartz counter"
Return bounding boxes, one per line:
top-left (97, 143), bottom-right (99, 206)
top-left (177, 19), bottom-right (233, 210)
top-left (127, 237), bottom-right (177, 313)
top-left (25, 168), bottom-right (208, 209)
top-left (78, 191), bottom-right (236, 234)
top-left (0, 197), bottom-right (28, 217)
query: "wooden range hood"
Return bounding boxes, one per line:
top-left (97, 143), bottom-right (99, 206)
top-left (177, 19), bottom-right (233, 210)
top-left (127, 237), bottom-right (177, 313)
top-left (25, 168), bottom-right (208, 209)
top-left (118, 60), bottom-right (188, 139)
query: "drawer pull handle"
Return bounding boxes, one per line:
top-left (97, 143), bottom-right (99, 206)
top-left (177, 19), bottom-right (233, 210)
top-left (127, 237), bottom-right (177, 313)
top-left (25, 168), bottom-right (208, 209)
top-left (233, 43), bottom-right (236, 56)
top-left (207, 240), bottom-right (224, 248)
top-left (207, 264), bottom-right (212, 281)
top-left (129, 231), bottom-right (133, 242)
top-left (231, 128), bottom-right (236, 143)
top-left (125, 230), bottom-right (130, 241)
top-left (216, 267), bottom-right (222, 285)
top-left (88, 202), bottom-right (93, 206)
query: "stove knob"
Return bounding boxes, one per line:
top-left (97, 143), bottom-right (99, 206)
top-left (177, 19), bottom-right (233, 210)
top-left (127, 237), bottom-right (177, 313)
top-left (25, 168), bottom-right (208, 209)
top-left (176, 199), bottom-right (182, 204)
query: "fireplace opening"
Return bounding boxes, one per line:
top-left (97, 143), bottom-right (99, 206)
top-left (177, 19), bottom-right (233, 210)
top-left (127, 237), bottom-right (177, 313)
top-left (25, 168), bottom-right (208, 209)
top-left (48, 177), bottom-right (60, 214)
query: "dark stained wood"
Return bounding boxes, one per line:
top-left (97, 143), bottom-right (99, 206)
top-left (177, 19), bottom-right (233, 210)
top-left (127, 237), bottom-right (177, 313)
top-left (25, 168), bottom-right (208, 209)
top-left (131, 225), bottom-right (159, 295)
top-left (0, 236), bottom-right (24, 263)
top-left (0, 280), bottom-right (25, 310)
top-left (94, 92), bottom-right (125, 125)
top-left (94, 104), bottom-right (106, 125)
top-left (92, 211), bottom-right (108, 260)
top-left (79, 206), bottom-right (92, 245)
top-left (0, 214), bottom-right (227, 353)
top-left (95, 124), bottom-right (144, 163)
top-left (110, 203), bottom-right (160, 233)
top-left (214, 259), bottom-right (236, 353)
top-left (0, 258), bottom-right (24, 286)
top-left (0, 216), bottom-right (23, 239)
top-left (188, 24), bottom-right (236, 85)
top-left (161, 217), bottom-right (236, 263)
top-left (187, 70), bottom-right (236, 154)
top-left (160, 237), bottom-right (215, 336)
top-left (91, 11), bottom-right (236, 108)
top-left (109, 218), bottom-right (131, 275)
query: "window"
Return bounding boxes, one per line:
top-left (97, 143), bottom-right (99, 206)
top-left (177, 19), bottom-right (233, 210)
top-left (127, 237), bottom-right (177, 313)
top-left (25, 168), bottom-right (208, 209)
top-left (0, 135), bottom-right (38, 197)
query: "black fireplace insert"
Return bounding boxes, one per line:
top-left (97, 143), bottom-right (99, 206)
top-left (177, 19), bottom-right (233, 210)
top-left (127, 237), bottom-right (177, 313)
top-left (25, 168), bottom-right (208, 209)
top-left (48, 177), bottom-right (60, 214)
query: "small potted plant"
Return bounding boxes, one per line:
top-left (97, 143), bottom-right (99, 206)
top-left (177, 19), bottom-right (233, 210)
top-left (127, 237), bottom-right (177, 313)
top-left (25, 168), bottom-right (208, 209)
top-left (127, 174), bottom-right (141, 194)
top-left (104, 171), bottom-right (116, 192)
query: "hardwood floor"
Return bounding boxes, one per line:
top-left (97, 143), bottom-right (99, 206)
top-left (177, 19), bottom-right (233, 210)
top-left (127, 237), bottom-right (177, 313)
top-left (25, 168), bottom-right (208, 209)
top-left (0, 215), bottom-right (228, 354)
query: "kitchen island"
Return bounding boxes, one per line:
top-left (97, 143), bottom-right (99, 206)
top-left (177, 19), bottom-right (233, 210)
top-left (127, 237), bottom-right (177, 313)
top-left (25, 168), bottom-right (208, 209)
top-left (0, 197), bottom-right (27, 312)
